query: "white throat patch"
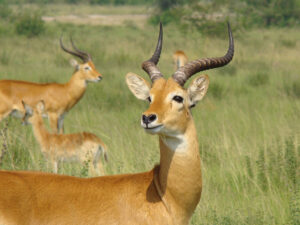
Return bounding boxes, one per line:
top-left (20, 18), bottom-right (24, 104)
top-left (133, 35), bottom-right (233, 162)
top-left (161, 134), bottom-right (188, 153)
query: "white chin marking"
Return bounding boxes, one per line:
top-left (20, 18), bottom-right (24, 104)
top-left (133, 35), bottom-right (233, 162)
top-left (144, 126), bottom-right (163, 134)
top-left (88, 79), bottom-right (100, 83)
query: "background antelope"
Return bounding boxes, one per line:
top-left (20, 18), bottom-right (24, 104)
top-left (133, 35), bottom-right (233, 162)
top-left (0, 23), bottom-right (233, 225)
top-left (0, 37), bottom-right (102, 133)
top-left (173, 50), bottom-right (188, 70)
top-left (22, 100), bottom-right (108, 175)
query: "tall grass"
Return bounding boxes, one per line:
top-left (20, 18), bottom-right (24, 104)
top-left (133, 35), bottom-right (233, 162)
top-left (0, 14), bottom-right (299, 224)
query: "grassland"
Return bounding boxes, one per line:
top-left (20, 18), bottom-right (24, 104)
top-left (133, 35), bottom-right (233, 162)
top-left (0, 4), bottom-right (299, 225)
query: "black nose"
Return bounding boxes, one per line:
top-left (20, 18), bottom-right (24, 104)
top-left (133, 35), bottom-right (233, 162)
top-left (142, 114), bottom-right (157, 125)
top-left (98, 76), bottom-right (102, 80)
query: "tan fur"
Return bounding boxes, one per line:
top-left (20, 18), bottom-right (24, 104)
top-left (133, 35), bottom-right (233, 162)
top-left (0, 74), bottom-right (209, 225)
top-left (0, 60), bottom-right (102, 133)
top-left (23, 101), bottom-right (107, 175)
top-left (173, 50), bottom-right (188, 70)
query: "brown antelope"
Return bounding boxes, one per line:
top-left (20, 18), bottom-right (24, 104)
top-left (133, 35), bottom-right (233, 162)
top-left (0, 37), bottom-right (102, 133)
top-left (0, 23), bottom-right (233, 225)
top-left (173, 50), bottom-right (188, 70)
top-left (22, 100), bottom-right (108, 175)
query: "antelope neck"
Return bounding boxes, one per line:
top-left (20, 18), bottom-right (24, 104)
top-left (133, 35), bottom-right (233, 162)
top-left (65, 72), bottom-right (87, 100)
top-left (31, 114), bottom-right (49, 148)
top-left (156, 118), bottom-right (202, 221)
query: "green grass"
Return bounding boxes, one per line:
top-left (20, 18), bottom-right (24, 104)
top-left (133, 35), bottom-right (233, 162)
top-left (0, 8), bottom-right (299, 224)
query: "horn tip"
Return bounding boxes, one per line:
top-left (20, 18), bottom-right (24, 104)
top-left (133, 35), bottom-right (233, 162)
top-left (227, 22), bottom-right (232, 32)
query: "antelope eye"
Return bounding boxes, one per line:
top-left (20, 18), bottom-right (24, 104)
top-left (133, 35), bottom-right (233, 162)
top-left (147, 96), bottom-right (151, 102)
top-left (84, 66), bottom-right (91, 71)
top-left (173, 95), bottom-right (183, 103)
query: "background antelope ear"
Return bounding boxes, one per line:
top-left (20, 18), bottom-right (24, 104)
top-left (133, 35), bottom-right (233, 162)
top-left (36, 100), bottom-right (45, 113)
top-left (126, 72), bottom-right (151, 100)
top-left (70, 59), bottom-right (79, 69)
top-left (22, 100), bottom-right (33, 114)
top-left (187, 75), bottom-right (209, 107)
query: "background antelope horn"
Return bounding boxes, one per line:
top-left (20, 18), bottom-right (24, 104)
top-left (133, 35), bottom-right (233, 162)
top-left (172, 22), bottom-right (234, 86)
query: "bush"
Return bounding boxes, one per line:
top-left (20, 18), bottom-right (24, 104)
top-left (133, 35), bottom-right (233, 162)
top-left (155, 0), bottom-right (190, 11)
top-left (0, 4), bottom-right (11, 20)
top-left (66, 0), bottom-right (80, 3)
top-left (15, 11), bottom-right (45, 37)
top-left (89, 0), bottom-right (110, 4)
top-left (240, 0), bottom-right (300, 27)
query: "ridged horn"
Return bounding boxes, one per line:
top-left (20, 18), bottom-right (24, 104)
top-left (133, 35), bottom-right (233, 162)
top-left (141, 22), bottom-right (164, 83)
top-left (172, 22), bottom-right (234, 86)
top-left (60, 35), bottom-right (91, 63)
top-left (70, 37), bottom-right (91, 62)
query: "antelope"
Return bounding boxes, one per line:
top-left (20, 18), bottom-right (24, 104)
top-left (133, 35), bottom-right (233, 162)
top-left (0, 37), bottom-right (102, 133)
top-left (0, 23), bottom-right (234, 225)
top-left (173, 50), bottom-right (188, 70)
top-left (22, 100), bottom-right (108, 175)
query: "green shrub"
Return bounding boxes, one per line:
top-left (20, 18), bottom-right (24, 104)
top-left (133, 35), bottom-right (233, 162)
top-left (149, 7), bottom-right (183, 25)
top-left (89, 0), bottom-right (111, 4)
top-left (189, 19), bottom-right (229, 37)
top-left (155, 0), bottom-right (191, 11)
top-left (0, 4), bottom-right (11, 20)
top-left (15, 11), bottom-right (45, 37)
top-left (66, 0), bottom-right (80, 3)
top-left (241, 0), bottom-right (300, 27)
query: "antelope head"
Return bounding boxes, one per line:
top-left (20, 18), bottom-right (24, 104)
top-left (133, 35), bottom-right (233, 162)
top-left (60, 37), bottom-right (102, 83)
top-left (22, 100), bottom-right (45, 125)
top-left (126, 23), bottom-right (234, 137)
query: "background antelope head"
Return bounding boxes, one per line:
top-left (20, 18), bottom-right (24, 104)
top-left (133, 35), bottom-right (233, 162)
top-left (22, 100), bottom-right (45, 125)
top-left (126, 23), bottom-right (234, 137)
top-left (60, 37), bottom-right (102, 83)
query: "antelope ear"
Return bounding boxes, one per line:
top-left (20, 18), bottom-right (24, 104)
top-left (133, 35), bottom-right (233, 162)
top-left (22, 100), bottom-right (33, 115)
top-left (36, 100), bottom-right (45, 114)
top-left (187, 75), bottom-right (209, 108)
top-left (70, 59), bottom-right (79, 69)
top-left (126, 72), bottom-right (151, 101)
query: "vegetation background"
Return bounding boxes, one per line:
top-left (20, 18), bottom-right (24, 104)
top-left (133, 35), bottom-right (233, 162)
top-left (0, 0), bottom-right (299, 224)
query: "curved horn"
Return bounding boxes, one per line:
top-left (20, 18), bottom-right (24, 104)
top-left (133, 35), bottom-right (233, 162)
top-left (60, 36), bottom-right (90, 63)
top-left (70, 37), bottom-right (91, 62)
top-left (141, 22), bottom-right (163, 83)
top-left (172, 22), bottom-right (234, 86)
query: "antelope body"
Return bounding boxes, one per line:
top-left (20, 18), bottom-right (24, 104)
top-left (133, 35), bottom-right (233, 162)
top-left (173, 50), bottom-right (188, 70)
top-left (22, 101), bottom-right (107, 175)
top-left (0, 38), bottom-right (102, 133)
top-left (0, 23), bottom-right (233, 225)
